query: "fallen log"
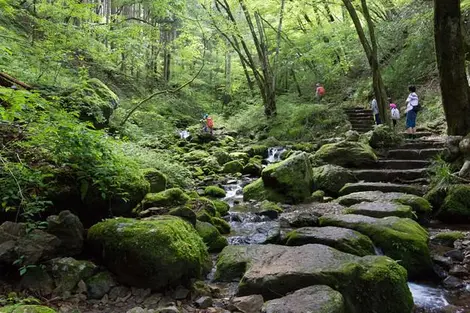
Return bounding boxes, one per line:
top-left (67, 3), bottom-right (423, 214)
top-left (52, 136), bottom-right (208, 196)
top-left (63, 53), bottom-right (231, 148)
top-left (0, 72), bottom-right (32, 90)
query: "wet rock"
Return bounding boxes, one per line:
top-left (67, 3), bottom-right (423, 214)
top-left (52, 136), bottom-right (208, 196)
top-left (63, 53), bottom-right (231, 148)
top-left (279, 211), bottom-right (319, 228)
top-left (48, 257), bottom-right (97, 296)
top-left (444, 249), bottom-right (464, 262)
top-left (46, 210), bottom-right (84, 256)
top-left (346, 202), bottom-right (414, 219)
top-left (231, 295), bottom-right (263, 313)
top-left (285, 226), bottom-right (375, 256)
top-left (262, 285), bottom-right (345, 313)
top-left (214, 244), bottom-right (412, 313)
top-left (142, 293), bottom-right (162, 306)
top-left (449, 265), bottom-right (468, 277)
top-left (431, 255), bottom-right (453, 269)
top-left (443, 276), bottom-right (465, 289)
top-left (195, 296), bottom-right (213, 309)
top-left (195, 221), bottom-right (228, 252)
top-left (319, 214), bottom-right (432, 278)
top-left (228, 221), bottom-right (280, 245)
top-left (86, 271), bottom-right (116, 300)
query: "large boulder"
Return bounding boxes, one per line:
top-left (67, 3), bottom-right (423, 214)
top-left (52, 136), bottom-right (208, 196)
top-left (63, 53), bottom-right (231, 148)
top-left (319, 214), bottom-right (432, 278)
top-left (436, 184), bottom-right (470, 223)
top-left (243, 179), bottom-right (286, 203)
top-left (184, 150), bottom-right (210, 162)
top-left (138, 188), bottom-right (190, 211)
top-left (143, 169), bottom-right (167, 193)
top-left (87, 216), bottom-right (210, 290)
top-left (368, 125), bottom-right (403, 149)
top-left (345, 202), bottom-right (414, 219)
top-left (261, 152), bottom-right (314, 203)
top-left (0, 305), bottom-right (57, 313)
top-left (312, 141), bottom-right (377, 167)
top-left (222, 160), bottom-right (244, 174)
top-left (46, 210), bottom-right (84, 256)
top-left (195, 221), bottom-right (228, 252)
top-left (311, 165), bottom-right (356, 196)
top-left (215, 244), bottom-right (413, 313)
top-left (285, 226), bottom-right (375, 256)
top-left (263, 285), bottom-right (345, 313)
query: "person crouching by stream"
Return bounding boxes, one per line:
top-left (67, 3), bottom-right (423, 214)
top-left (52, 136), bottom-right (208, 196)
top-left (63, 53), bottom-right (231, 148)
top-left (405, 86), bottom-right (419, 139)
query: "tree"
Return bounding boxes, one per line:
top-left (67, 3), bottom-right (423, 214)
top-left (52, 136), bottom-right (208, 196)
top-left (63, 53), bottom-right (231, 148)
top-left (342, 0), bottom-right (388, 123)
top-left (434, 0), bottom-right (470, 135)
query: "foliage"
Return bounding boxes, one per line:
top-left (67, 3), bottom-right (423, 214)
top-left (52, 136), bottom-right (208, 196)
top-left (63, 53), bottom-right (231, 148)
top-left (428, 156), bottom-right (458, 190)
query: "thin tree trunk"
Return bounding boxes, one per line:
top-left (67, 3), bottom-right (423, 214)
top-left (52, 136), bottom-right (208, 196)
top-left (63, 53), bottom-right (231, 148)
top-left (435, 0), bottom-right (470, 135)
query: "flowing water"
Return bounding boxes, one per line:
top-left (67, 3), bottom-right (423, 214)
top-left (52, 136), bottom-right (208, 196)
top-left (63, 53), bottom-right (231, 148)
top-left (266, 146), bottom-right (286, 163)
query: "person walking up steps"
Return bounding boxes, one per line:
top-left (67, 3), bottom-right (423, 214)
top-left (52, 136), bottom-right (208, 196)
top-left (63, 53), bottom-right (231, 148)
top-left (390, 98), bottom-right (400, 129)
top-left (370, 97), bottom-right (382, 125)
top-left (405, 86), bottom-right (419, 139)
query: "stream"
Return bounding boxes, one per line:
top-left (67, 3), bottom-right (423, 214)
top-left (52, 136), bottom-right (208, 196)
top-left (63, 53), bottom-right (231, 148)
top-left (216, 147), bottom-right (470, 312)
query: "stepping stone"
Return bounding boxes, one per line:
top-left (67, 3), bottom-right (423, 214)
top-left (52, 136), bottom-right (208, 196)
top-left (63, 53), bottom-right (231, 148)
top-left (367, 159), bottom-right (430, 170)
top-left (263, 285), bottom-right (345, 313)
top-left (339, 182), bottom-right (425, 196)
top-left (336, 191), bottom-right (432, 215)
top-left (346, 202), bottom-right (414, 218)
top-left (387, 148), bottom-right (446, 160)
top-left (215, 244), bottom-right (413, 313)
top-left (285, 226), bottom-right (375, 256)
top-left (351, 168), bottom-right (428, 183)
top-left (319, 214), bottom-right (432, 278)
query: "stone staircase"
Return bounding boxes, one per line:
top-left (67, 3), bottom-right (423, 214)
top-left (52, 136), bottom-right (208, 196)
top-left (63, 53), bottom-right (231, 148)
top-left (340, 136), bottom-right (447, 196)
top-left (344, 108), bottom-right (374, 133)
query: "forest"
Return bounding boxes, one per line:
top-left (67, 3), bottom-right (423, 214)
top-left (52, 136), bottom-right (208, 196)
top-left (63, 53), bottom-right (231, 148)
top-left (2, 0), bottom-right (470, 312)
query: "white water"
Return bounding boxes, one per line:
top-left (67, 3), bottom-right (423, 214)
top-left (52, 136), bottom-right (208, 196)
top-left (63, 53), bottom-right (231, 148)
top-left (408, 282), bottom-right (449, 311)
top-left (222, 181), bottom-right (243, 207)
top-left (266, 147), bottom-right (286, 163)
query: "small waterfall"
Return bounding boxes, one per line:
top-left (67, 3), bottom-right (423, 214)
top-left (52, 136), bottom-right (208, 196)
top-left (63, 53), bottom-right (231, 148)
top-left (408, 282), bottom-right (450, 311)
top-left (373, 246), bottom-right (384, 256)
top-left (266, 147), bottom-right (286, 163)
top-left (222, 181), bottom-right (244, 207)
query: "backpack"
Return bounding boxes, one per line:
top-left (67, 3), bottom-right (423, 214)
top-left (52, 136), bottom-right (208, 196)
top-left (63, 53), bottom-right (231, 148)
top-left (412, 103), bottom-right (422, 112)
top-left (317, 86), bottom-right (326, 96)
top-left (391, 108), bottom-right (400, 120)
top-left (206, 117), bottom-right (214, 128)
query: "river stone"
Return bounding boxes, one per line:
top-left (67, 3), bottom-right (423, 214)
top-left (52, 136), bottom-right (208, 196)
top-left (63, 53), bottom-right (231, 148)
top-left (285, 226), bottom-right (375, 256)
top-left (337, 191), bottom-right (431, 215)
top-left (261, 152), bottom-right (314, 203)
top-left (346, 202), bottom-right (414, 218)
top-left (319, 214), bottom-right (432, 278)
top-left (228, 221), bottom-right (280, 245)
top-left (215, 244), bottom-right (412, 313)
top-left (231, 295), bottom-right (264, 313)
top-left (262, 285), bottom-right (345, 313)
top-left (279, 211), bottom-right (319, 228)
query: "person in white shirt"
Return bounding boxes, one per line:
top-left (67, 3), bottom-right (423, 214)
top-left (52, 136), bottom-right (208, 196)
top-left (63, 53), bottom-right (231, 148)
top-left (370, 97), bottom-right (381, 125)
top-left (389, 98), bottom-right (400, 128)
top-left (405, 86), bottom-right (419, 138)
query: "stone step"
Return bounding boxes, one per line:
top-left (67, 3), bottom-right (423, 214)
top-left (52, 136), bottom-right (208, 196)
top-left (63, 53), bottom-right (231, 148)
top-left (387, 148), bottom-right (445, 160)
top-left (350, 120), bottom-right (374, 126)
top-left (344, 108), bottom-right (371, 113)
top-left (352, 168), bottom-right (428, 183)
top-left (351, 128), bottom-right (373, 133)
top-left (401, 131), bottom-right (433, 138)
top-left (347, 113), bottom-right (373, 118)
top-left (367, 159), bottom-right (430, 170)
top-left (399, 140), bottom-right (445, 150)
top-left (339, 182), bottom-right (425, 196)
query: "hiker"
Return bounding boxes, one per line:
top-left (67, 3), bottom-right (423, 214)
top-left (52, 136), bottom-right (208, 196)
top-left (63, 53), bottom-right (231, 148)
top-left (405, 86), bottom-right (419, 138)
top-left (315, 83), bottom-right (325, 101)
top-left (390, 98), bottom-right (400, 128)
top-left (370, 97), bottom-right (381, 125)
top-left (202, 114), bottom-right (214, 135)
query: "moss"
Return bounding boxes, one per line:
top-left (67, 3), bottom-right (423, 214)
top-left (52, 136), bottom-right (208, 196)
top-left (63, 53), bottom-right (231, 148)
top-left (222, 160), bottom-right (244, 174)
top-left (85, 271), bottom-right (115, 300)
top-left (204, 186), bottom-right (226, 198)
top-left (242, 178), bottom-right (286, 203)
top-left (242, 162), bottom-right (262, 176)
top-left (142, 168), bottom-right (167, 193)
top-left (169, 206), bottom-right (197, 225)
top-left (437, 184), bottom-right (470, 223)
top-left (368, 125), bottom-right (404, 149)
top-left (312, 165), bottom-right (356, 196)
top-left (214, 245), bottom-right (251, 282)
top-left (186, 197), bottom-right (217, 217)
top-left (292, 143), bottom-right (316, 152)
top-left (87, 216), bottom-right (210, 290)
top-left (319, 215), bottom-right (432, 278)
top-left (312, 141), bottom-right (377, 167)
top-left (140, 188), bottom-right (190, 210)
top-left (211, 217), bottom-right (231, 234)
top-left (310, 190), bottom-right (325, 202)
top-left (0, 305), bottom-right (57, 313)
top-left (213, 150), bottom-right (231, 165)
top-left (212, 200), bottom-right (230, 216)
top-left (424, 186), bottom-right (447, 211)
top-left (245, 145), bottom-right (269, 157)
top-left (261, 152), bottom-right (314, 203)
top-left (195, 221), bottom-right (228, 252)
top-left (431, 231), bottom-right (465, 247)
top-left (184, 150), bottom-right (210, 162)
top-left (395, 195), bottom-right (432, 215)
top-left (229, 152), bottom-right (250, 164)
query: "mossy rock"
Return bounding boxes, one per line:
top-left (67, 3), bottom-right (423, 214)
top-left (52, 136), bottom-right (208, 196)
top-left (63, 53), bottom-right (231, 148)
top-left (319, 214), bottom-right (432, 278)
top-left (202, 157), bottom-right (220, 172)
top-left (169, 206), bottom-right (197, 225)
top-left (139, 188), bottom-right (190, 211)
top-left (310, 190), bottom-right (325, 202)
top-left (143, 168), bottom-right (167, 193)
top-left (222, 160), bottom-right (244, 174)
top-left (258, 201), bottom-right (283, 218)
top-left (261, 152), bottom-right (314, 203)
top-left (424, 186), bottom-right (447, 212)
top-left (0, 305), bottom-right (57, 313)
top-left (204, 186), bottom-right (226, 198)
top-left (243, 179), bottom-right (286, 203)
top-left (229, 152), bottom-right (250, 164)
top-left (195, 221), bottom-right (228, 252)
top-left (368, 125), bottom-right (404, 149)
top-left (87, 216), bottom-right (210, 290)
top-left (431, 231), bottom-right (465, 247)
top-left (184, 150), bottom-right (210, 162)
top-left (186, 197), bottom-right (217, 217)
top-left (85, 271), bottom-right (116, 300)
top-left (245, 145), bottom-right (269, 158)
top-left (436, 184), bottom-right (470, 223)
top-left (312, 141), bottom-right (377, 167)
top-left (213, 150), bottom-right (231, 165)
top-left (211, 217), bottom-right (231, 234)
top-left (312, 165), bottom-right (357, 196)
top-left (212, 200), bottom-right (230, 216)
top-left (292, 143), bottom-right (317, 153)
top-left (243, 162), bottom-right (263, 176)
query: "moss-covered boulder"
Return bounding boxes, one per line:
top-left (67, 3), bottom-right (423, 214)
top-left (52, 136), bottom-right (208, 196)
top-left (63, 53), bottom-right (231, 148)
top-left (243, 179), bottom-right (286, 203)
top-left (87, 216), bottom-right (210, 290)
top-left (368, 125), bottom-right (403, 149)
top-left (168, 206), bottom-right (197, 225)
top-left (436, 184), bottom-right (470, 223)
top-left (204, 186), bottom-right (226, 198)
top-left (85, 271), bottom-right (116, 300)
top-left (143, 169), bottom-right (167, 193)
top-left (139, 188), bottom-right (190, 211)
top-left (229, 152), bottom-right (250, 164)
top-left (213, 200), bottom-right (230, 216)
top-left (211, 217), bottom-right (231, 234)
top-left (431, 231), bottom-right (465, 247)
top-left (0, 305), bottom-right (57, 313)
top-left (222, 160), bottom-right (244, 174)
top-left (245, 145), bottom-right (269, 158)
top-left (186, 197), bottom-right (217, 218)
top-left (312, 165), bottom-right (356, 196)
top-left (261, 152), bottom-right (314, 203)
top-left (424, 186), bottom-right (447, 212)
top-left (285, 226), bottom-right (375, 256)
top-left (243, 161), bottom-right (263, 176)
top-left (215, 244), bottom-right (413, 313)
top-left (319, 214), bottom-right (432, 278)
top-left (47, 257), bottom-right (97, 295)
top-left (195, 221), bottom-right (228, 252)
top-left (312, 141), bottom-right (377, 167)
top-left (184, 150), bottom-right (211, 162)
top-left (213, 150), bottom-right (231, 165)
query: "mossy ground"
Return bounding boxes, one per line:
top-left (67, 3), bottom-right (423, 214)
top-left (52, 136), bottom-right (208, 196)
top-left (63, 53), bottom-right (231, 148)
top-left (0, 305), bottom-right (57, 313)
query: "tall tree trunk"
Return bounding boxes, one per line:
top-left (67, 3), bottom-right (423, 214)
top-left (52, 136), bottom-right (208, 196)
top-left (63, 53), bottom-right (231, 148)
top-left (435, 0), bottom-right (470, 135)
